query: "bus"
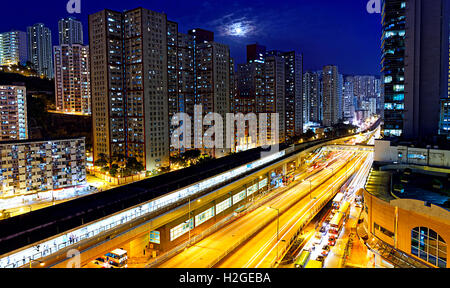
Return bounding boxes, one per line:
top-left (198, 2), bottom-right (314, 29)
top-left (338, 201), bottom-right (350, 219)
top-left (105, 249), bottom-right (128, 268)
top-left (329, 212), bottom-right (345, 235)
top-left (332, 193), bottom-right (345, 208)
top-left (294, 250), bottom-right (311, 268)
top-left (305, 260), bottom-right (323, 268)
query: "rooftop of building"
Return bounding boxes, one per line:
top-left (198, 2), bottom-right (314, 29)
top-left (383, 135), bottom-right (450, 150)
top-left (0, 136), bottom-right (86, 146)
top-left (366, 162), bottom-right (450, 210)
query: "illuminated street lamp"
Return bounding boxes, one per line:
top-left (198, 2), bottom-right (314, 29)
top-left (267, 207), bottom-right (280, 263)
top-left (30, 259), bottom-right (45, 268)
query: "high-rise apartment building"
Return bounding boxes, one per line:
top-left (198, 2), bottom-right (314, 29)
top-left (439, 2), bottom-right (450, 137)
top-left (282, 51), bottom-right (303, 136)
top-left (89, 8), bottom-right (170, 171)
top-left (54, 44), bottom-right (90, 115)
top-left (381, 1), bottom-right (406, 137)
top-left (27, 23), bottom-right (53, 78)
top-left (303, 71), bottom-right (320, 124)
top-left (0, 31), bottom-right (27, 66)
top-left (338, 73), bottom-right (344, 120)
top-left (58, 17), bottom-right (84, 45)
top-left (322, 65), bottom-right (339, 127)
top-left (247, 43), bottom-right (266, 63)
top-left (167, 22), bottom-right (195, 153)
top-left (235, 47), bottom-right (286, 148)
top-left (403, 0), bottom-right (450, 140)
top-left (0, 137), bottom-right (86, 197)
top-left (343, 76), bottom-right (355, 121)
top-left (188, 29), bottom-right (233, 156)
top-left (316, 70), bottom-right (324, 123)
top-left (0, 85), bottom-right (27, 141)
top-left (90, 9), bottom-right (234, 169)
top-left (383, 0), bottom-right (450, 140)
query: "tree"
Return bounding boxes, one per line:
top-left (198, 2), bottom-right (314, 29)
top-left (125, 157), bottom-right (145, 175)
top-left (182, 149), bottom-right (202, 165)
top-left (109, 164), bottom-right (119, 177)
top-left (303, 129), bottom-right (316, 140)
top-left (94, 153), bottom-right (109, 168)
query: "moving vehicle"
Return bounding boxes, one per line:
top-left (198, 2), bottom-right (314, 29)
top-left (321, 245), bottom-right (330, 256)
top-left (105, 249), bottom-right (128, 268)
top-left (305, 259), bottom-right (323, 268)
top-left (313, 233), bottom-right (323, 245)
top-left (86, 257), bottom-right (107, 268)
top-left (295, 250), bottom-right (311, 268)
top-left (316, 255), bottom-right (325, 262)
top-left (330, 212), bottom-right (345, 235)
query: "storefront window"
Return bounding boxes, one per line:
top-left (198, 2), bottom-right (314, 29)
top-left (411, 227), bottom-right (447, 268)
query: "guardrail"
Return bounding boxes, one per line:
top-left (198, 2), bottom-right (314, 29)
top-left (146, 170), bottom-right (310, 268)
top-left (206, 161), bottom-right (349, 268)
top-left (270, 158), bottom-right (362, 268)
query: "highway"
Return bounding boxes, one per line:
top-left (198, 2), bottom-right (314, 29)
top-left (153, 149), bottom-right (368, 268)
top-left (216, 152), bottom-right (370, 268)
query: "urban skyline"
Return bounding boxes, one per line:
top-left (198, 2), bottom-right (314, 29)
top-left (0, 0), bottom-right (448, 274)
top-left (0, 0), bottom-right (382, 75)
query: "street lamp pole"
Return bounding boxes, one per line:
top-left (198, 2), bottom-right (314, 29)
top-left (188, 198), bottom-right (191, 245)
top-left (268, 207), bottom-right (280, 262)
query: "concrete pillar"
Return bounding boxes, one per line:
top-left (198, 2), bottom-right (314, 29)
top-left (126, 234), bottom-right (149, 258)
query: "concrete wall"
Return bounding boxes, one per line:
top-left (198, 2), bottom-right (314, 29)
top-left (374, 140), bottom-right (450, 167)
top-left (363, 190), bottom-right (450, 268)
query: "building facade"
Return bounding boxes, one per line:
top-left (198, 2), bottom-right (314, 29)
top-left (322, 65), bottom-right (339, 127)
top-left (403, 0), bottom-right (450, 140)
top-left (0, 137), bottom-right (86, 197)
top-left (54, 44), bottom-right (91, 115)
top-left (303, 71), bottom-right (320, 124)
top-left (0, 31), bottom-right (27, 66)
top-left (343, 76), bottom-right (355, 121)
top-left (0, 85), bottom-right (27, 141)
top-left (282, 51), bottom-right (303, 137)
top-left (235, 47), bottom-right (286, 149)
top-left (27, 23), bottom-right (53, 79)
top-left (381, 0), bottom-right (406, 137)
top-left (89, 8), bottom-right (170, 171)
top-left (58, 17), bottom-right (83, 45)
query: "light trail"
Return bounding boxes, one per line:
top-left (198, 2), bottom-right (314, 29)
top-left (240, 152), bottom-right (368, 268)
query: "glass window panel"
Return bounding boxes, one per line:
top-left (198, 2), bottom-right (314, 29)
top-left (428, 255), bottom-right (437, 266)
top-left (419, 240), bottom-right (427, 251)
top-left (413, 227), bottom-right (420, 233)
top-left (412, 231), bottom-right (419, 240)
top-left (429, 230), bottom-right (437, 240)
top-left (411, 246), bottom-right (419, 257)
top-left (411, 238), bottom-right (419, 248)
top-left (420, 227), bottom-right (428, 236)
top-left (420, 251), bottom-right (428, 261)
top-left (428, 245), bottom-right (438, 257)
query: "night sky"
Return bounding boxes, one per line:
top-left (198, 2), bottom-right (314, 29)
top-left (1, 0), bottom-right (381, 75)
